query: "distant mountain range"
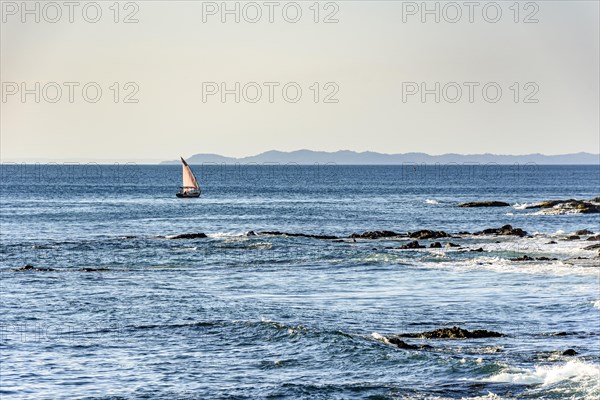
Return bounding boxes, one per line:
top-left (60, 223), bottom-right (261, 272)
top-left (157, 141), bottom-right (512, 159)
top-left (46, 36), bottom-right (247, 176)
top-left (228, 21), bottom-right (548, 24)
top-left (161, 150), bottom-right (599, 165)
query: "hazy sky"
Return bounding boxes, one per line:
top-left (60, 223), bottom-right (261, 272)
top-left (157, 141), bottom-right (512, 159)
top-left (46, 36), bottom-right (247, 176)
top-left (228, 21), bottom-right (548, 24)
top-left (1, 1), bottom-right (598, 161)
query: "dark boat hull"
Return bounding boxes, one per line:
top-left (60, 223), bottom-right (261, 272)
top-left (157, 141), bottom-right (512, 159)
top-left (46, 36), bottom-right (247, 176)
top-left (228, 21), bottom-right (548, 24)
top-left (176, 191), bottom-right (201, 198)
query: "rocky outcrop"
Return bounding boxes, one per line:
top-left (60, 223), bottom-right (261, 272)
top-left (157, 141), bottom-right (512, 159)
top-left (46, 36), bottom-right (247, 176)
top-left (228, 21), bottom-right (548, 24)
top-left (587, 234), bottom-right (600, 241)
top-left (409, 230), bottom-right (449, 240)
top-left (446, 242), bottom-right (460, 247)
top-left (12, 265), bottom-right (114, 273)
top-left (429, 242), bottom-right (442, 248)
top-left (562, 349), bottom-right (578, 356)
top-left (13, 264), bottom-right (56, 272)
top-left (576, 229), bottom-right (594, 235)
top-left (350, 231), bottom-right (403, 239)
top-left (459, 201), bottom-right (510, 207)
top-left (398, 326), bottom-right (504, 339)
top-left (525, 199), bottom-right (600, 214)
top-left (399, 241), bottom-right (425, 249)
top-left (168, 233), bottom-right (208, 239)
top-left (387, 337), bottom-right (432, 350)
top-left (509, 255), bottom-right (557, 261)
top-left (255, 231), bottom-right (339, 240)
top-left (79, 267), bottom-right (110, 272)
top-left (565, 235), bottom-right (581, 241)
top-left (584, 243), bottom-right (600, 251)
top-left (475, 225), bottom-right (527, 237)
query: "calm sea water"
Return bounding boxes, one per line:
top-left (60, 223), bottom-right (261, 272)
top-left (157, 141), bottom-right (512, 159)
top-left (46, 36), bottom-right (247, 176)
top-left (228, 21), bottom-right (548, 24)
top-left (1, 164), bottom-right (599, 399)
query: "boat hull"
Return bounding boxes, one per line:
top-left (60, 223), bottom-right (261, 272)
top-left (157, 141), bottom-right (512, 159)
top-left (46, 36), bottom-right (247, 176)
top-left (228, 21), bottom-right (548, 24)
top-left (176, 191), bottom-right (200, 198)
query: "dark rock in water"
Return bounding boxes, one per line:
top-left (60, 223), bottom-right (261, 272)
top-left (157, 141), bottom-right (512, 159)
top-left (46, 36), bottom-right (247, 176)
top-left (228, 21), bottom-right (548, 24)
top-left (350, 231), bottom-right (403, 239)
top-left (510, 255), bottom-right (557, 261)
top-left (562, 349), bottom-right (578, 356)
top-left (446, 242), bottom-right (460, 248)
top-left (387, 337), bottom-right (419, 349)
top-left (565, 235), bottom-right (580, 241)
top-left (583, 243), bottom-right (600, 250)
top-left (547, 240), bottom-right (557, 244)
top-left (258, 231), bottom-right (338, 240)
top-left (592, 197), bottom-right (600, 202)
top-left (399, 241), bottom-right (425, 249)
top-left (587, 234), bottom-right (600, 241)
top-left (459, 201), bottom-right (510, 207)
top-left (79, 267), bottom-right (110, 272)
top-left (399, 326), bottom-right (504, 339)
top-left (409, 230), bottom-right (449, 240)
top-left (475, 225), bottom-right (527, 237)
top-left (576, 229), bottom-right (594, 235)
top-left (510, 255), bottom-right (534, 261)
top-left (169, 233), bottom-right (208, 239)
top-left (387, 337), bottom-right (433, 350)
top-left (430, 242), bottom-right (442, 248)
top-left (13, 264), bottom-right (56, 272)
top-left (524, 199), bottom-right (572, 209)
top-left (470, 247), bottom-right (484, 252)
top-left (525, 199), bottom-right (600, 214)
top-left (457, 231), bottom-right (471, 235)
top-left (246, 231), bottom-right (257, 236)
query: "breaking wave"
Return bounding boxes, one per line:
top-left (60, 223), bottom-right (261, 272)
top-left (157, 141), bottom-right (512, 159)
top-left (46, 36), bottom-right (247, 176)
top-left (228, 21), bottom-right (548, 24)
top-left (482, 360), bottom-right (600, 387)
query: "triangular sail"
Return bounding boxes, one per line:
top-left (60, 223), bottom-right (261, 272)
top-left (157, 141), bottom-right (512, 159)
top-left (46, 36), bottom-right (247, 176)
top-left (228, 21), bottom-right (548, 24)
top-left (181, 157), bottom-right (199, 189)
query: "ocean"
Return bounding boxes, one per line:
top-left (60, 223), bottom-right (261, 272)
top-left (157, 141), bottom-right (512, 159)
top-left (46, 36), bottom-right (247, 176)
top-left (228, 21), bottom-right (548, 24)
top-left (0, 164), bottom-right (599, 399)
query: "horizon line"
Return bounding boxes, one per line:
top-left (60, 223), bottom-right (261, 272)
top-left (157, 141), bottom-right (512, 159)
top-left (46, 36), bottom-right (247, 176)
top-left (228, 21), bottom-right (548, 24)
top-left (2, 149), bottom-right (599, 164)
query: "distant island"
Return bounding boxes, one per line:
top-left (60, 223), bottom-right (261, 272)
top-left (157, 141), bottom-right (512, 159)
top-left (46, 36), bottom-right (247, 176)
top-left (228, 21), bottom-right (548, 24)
top-left (161, 150), bottom-right (599, 165)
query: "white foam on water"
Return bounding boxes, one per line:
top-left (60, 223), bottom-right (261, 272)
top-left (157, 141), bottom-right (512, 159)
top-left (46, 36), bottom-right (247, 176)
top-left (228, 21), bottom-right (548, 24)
top-left (407, 233), bottom-right (598, 276)
top-left (533, 208), bottom-right (580, 216)
top-left (371, 332), bottom-right (391, 345)
top-left (420, 392), bottom-right (503, 400)
top-left (593, 300), bottom-right (600, 310)
top-left (464, 393), bottom-right (503, 400)
top-left (174, 247), bottom-right (198, 251)
top-left (362, 253), bottom-right (404, 263)
top-left (249, 242), bottom-right (272, 250)
top-left (426, 256), bottom-right (599, 277)
top-left (207, 232), bottom-right (246, 238)
top-left (483, 360), bottom-right (600, 387)
top-left (512, 202), bottom-right (537, 210)
top-left (424, 199), bottom-right (440, 204)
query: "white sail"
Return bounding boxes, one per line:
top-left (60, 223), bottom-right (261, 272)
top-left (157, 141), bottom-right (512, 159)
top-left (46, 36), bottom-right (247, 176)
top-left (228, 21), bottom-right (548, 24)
top-left (181, 157), bottom-right (199, 189)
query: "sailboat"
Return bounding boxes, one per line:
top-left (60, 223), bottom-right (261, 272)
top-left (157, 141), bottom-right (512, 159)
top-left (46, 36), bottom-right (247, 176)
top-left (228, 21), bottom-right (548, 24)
top-left (176, 157), bottom-right (201, 198)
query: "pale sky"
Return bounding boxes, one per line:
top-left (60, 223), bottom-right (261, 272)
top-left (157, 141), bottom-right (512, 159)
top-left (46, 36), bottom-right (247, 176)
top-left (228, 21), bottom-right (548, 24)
top-left (1, 1), bottom-right (599, 162)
